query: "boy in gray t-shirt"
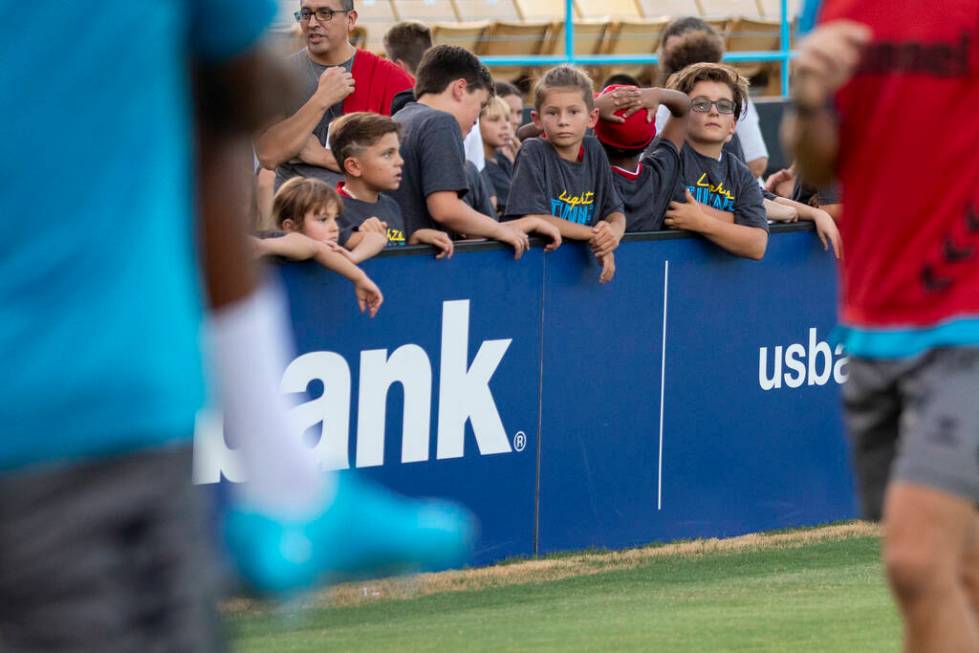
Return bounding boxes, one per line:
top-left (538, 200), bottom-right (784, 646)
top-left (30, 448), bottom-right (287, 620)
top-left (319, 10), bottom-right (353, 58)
top-left (388, 45), bottom-right (560, 257)
top-left (505, 65), bottom-right (627, 283)
top-left (660, 63), bottom-right (769, 260)
top-left (330, 112), bottom-right (455, 259)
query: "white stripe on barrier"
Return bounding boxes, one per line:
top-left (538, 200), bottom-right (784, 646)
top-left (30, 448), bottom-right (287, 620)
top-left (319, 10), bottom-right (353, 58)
top-left (658, 260), bottom-right (669, 512)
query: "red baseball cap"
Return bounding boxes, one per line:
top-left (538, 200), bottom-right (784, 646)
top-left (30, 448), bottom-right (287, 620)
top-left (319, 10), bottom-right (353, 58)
top-left (594, 85), bottom-right (657, 151)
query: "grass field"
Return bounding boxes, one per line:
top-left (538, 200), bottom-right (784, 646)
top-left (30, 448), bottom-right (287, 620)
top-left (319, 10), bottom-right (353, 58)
top-left (227, 523), bottom-right (900, 652)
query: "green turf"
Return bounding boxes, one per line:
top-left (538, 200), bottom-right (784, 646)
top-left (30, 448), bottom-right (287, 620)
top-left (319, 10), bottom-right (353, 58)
top-left (229, 536), bottom-right (899, 652)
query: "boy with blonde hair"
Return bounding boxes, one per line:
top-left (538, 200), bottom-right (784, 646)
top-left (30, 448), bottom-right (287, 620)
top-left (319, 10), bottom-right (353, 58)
top-left (505, 65), bottom-right (626, 283)
top-left (480, 96), bottom-right (515, 215)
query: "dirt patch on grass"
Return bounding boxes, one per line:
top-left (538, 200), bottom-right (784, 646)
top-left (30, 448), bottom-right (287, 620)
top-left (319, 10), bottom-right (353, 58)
top-left (224, 521), bottom-right (880, 615)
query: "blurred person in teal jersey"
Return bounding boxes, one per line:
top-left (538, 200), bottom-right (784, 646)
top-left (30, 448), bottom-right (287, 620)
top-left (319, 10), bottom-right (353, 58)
top-left (0, 2), bottom-right (473, 650)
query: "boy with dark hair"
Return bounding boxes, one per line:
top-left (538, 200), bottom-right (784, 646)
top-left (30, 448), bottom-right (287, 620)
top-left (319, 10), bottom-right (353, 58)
top-left (392, 45), bottom-right (561, 257)
top-left (492, 80), bottom-right (524, 161)
top-left (505, 65), bottom-right (626, 283)
top-left (493, 80), bottom-right (525, 134)
top-left (657, 18), bottom-right (770, 178)
top-left (330, 111), bottom-right (454, 257)
top-left (660, 15), bottom-right (715, 49)
top-left (661, 62), bottom-right (768, 260)
top-left (602, 73), bottom-right (641, 89)
top-left (384, 20), bottom-right (432, 74)
top-left (385, 21), bottom-right (433, 115)
top-left (592, 84), bottom-right (691, 232)
top-left (660, 24), bottom-right (725, 83)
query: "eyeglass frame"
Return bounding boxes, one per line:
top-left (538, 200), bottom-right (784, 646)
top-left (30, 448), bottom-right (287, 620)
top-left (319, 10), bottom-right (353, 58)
top-left (294, 7), bottom-right (351, 23)
top-left (689, 96), bottom-right (738, 116)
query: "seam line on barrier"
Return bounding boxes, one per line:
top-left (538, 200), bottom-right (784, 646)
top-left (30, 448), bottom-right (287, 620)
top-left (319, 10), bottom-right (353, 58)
top-left (532, 253), bottom-right (547, 557)
top-left (658, 260), bottom-right (669, 511)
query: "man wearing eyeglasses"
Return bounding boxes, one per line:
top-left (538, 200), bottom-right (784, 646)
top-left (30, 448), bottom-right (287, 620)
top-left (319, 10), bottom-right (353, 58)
top-left (255, 1), bottom-right (414, 189)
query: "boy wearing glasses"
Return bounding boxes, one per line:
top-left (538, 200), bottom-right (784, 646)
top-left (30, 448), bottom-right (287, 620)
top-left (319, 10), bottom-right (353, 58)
top-left (661, 63), bottom-right (769, 260)
top-left (255, 0), bottom-right (413, 189)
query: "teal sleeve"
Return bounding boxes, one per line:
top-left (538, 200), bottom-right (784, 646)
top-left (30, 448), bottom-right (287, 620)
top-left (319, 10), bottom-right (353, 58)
top-left (799, 0), bottom-right (823, 35)
top-left (192, 0), bottom-right (278, 62)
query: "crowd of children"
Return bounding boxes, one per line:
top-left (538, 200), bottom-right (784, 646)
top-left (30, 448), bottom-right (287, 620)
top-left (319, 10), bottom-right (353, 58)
top-left (255, 11), bottom-right (843, 312)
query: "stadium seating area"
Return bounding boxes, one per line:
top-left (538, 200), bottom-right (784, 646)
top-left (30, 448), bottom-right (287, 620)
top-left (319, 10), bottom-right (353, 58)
top-left (271, 0), bottom-right (800, 90)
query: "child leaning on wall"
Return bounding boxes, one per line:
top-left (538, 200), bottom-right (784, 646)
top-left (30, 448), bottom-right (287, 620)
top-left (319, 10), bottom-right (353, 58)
top-left (504, 65), bottom-right (627, 284)
top-left (252, 177), bottom-right (384, 316)
top-left (591, 83), bottom-right (691, 232)
top-left (660, 63), bottom-right (769, 260)
top-left (390, 45), bottom-right (561, 257)
top-left (330, 112), bottom-right (454, 258)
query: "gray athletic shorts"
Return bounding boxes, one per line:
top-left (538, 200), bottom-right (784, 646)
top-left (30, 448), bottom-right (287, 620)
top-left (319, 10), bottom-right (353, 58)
top-left (0, 445), bottom-right (224, 652)
top-left (843, 347), bottom-right (979, 521)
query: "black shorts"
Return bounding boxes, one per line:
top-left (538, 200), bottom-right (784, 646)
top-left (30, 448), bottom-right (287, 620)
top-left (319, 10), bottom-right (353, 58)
top-left (0, 445), bottom-right (224, 652)
top-left (843, 348), bottom-right (979, 521)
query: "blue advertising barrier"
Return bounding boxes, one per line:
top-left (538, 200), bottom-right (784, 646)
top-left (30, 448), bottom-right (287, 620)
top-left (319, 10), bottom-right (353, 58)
top-left (538, 231), bottom-right (855, 555)
top-left (193, 225), bottom-right (857, 567)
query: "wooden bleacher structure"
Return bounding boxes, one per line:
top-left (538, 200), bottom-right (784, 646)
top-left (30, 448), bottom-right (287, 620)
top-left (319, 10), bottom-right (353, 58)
top-left (273, 0), bottom-right (797, 93)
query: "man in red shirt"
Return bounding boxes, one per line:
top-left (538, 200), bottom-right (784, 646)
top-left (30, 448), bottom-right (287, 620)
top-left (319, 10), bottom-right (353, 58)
top-left (255, 0), bottom-right (414, 188)
top-left (786, 3), bottom-right (979, 650)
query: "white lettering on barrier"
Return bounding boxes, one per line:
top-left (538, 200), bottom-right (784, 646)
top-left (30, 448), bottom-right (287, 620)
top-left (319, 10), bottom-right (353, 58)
top-left (437, 299), bottom-right (513, 460)
top-left (758, 328), bottom-right (849, 391)
top-left (357, 344), bottom-right (432, 467)
top-left (284, 351), bottom-right (352, 470)
top-left (193, 299), bottom-right (514, 483)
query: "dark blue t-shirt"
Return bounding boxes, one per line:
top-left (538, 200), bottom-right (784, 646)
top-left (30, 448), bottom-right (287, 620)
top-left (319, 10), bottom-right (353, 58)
top-left (505, 136), bottom-right (623, 226)
top-left (391, 102), bottom-right (469, 236)
top-left (612, 140), bottom-right (683, 232)
top-left (338, 189), bottom-right (407, 247)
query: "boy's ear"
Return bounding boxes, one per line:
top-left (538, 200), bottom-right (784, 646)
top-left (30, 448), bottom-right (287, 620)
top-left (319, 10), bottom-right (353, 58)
top-left (344, 156), bottom-right (363, 178)
top-left (587, 107), bottom-right (600, 130)
top-left (451, 78), bottom-right (468, 101)
top-left (281, 218), bottom-right (298, 233)
top-left (531, 110), bottom-right (542, 128)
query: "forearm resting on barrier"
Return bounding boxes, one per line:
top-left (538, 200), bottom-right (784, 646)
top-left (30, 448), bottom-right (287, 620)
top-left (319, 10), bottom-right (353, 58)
top-left (523, 214), bottom-right (595, 242)
top-left (764, 198), bottom-right (798, 222)
top-left (700, 220), bottom-right (768, 260)
top-left (253, 232), bottom-right (321, 260)
top-left (426, 191), bottom-right (502, 237)
top-left (772, 197), bottom-right (842, 258)
top-left (345, 232), bottom-right (388, 264)
top-left (590, 213), bottom-right (625, 258)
